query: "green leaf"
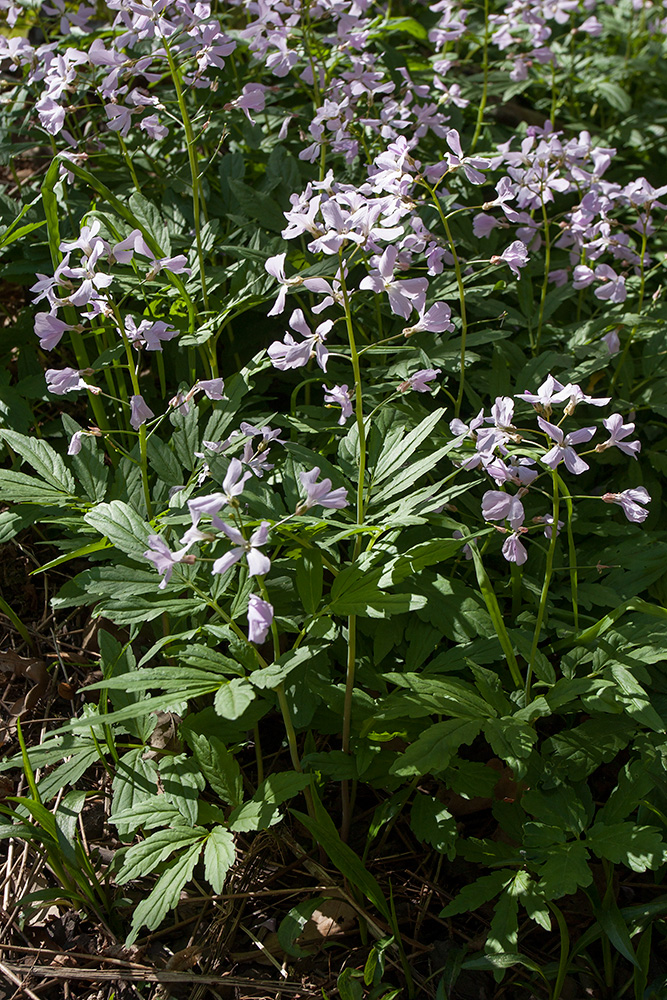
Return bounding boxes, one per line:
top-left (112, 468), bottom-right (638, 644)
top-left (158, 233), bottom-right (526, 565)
top-left (609, 664), bottom-right (666, 732)
top-left (117, 827), bottom-right (203, 884)
top-left (295, 548), bottom-right (323, 615)
top-left (277, 897), bottom-right (327, 958)
top-left (586, 822), bottom-right (667, 872)
top-left (227, 179), bottom-right (286, 232)
top-left (62, 414), bottom-right (108, 502)
top-left (214, 677), bottom-right (256, 718)
top-left (596, 80), bottom-right (632, 113)
top-left (159, 754), bottom-right (205, 826)
top-left (292, 792), bottom-right (390, 921)
top-left (441, 871), bottom-right (513, 917)
top-left (0, 470), bottom-right (72, 505)
top-left (337, 968), bottom-right (363, 1000)
top-left (187, 733), bottom-right (243, 807)
top-left (390, 719), bottom-right (482, 777)
top-left (229, 772), bottom-right (311, 832)
top-left (538, 841), bottom-right (592, 899)
top-left (372, 409), bottom-right (445, 485)
top-left (410, 793), bottom-right (457, 857)
top-left (0, 430), bottom-right (75, 494)
top-left (111, 749), bottom-right (159, 835)
top-left (383, 673), bottom-right (496, 720)
top-left (203, 826), bottom-right (235, 893)
top-left (110, 798), bottom-right (183, 832)
top-left (128, 192), bottom-right (170, 254)
top-left (250, 646), bottom-right (316, 690)
top-left (127, 842), bottom-right (202, 943)
top-left (483, 717), bottom-right (537, 763)
top-left (83, 501), bottom-right (151, 559)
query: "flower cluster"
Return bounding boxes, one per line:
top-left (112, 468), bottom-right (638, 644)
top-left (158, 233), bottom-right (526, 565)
top-left (451, 375), bottom-right (648, 565)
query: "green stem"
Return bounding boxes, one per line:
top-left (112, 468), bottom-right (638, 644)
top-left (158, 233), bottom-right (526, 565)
top-left (470, 0), bottom-right (490, 152)
top-left (525, 471), bottom-right (560, 700)
top-left (534, 197), bottom-right (551, 354)
top-left (162, 36), bottom-right (209, 312)
top-left (469, 540), bottom-right (523, 687)
top-left (549, 902), bottom-right (570, 1000)
top-left (424, 183), bottom-right (468, 417)
top-left (114, 312), bottom-right (153, 518)
top-left (611, 227), bottom-right (647, 391)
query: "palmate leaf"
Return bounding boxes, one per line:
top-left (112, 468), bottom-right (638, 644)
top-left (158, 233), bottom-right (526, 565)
top-left (586, 822), bottom-right (667, 872)
top-left (229, 772), bottom-right (311, 832)
top-left (159, 755), bottom-right (205, 826)
top-left (83, 500), bottom-right (151, 559)
top-left (538, 841), bottom-right (593, 899)
top-left (127, 842), bottom-right (202, 944)
top-left (390, 719), bottom-right (482, 777)
top-left (441, 870), bottom-right (513, 918)
top-left (187, 732), bottom-right (243, 807)
top-left (117, 827), bottom-right (204, 885)
top-left (203, 826), bottom-right (236, 893)
top-left (0, 430), bottom-right (75, 493)
top-left (410, 793), bottom-right (457, 857)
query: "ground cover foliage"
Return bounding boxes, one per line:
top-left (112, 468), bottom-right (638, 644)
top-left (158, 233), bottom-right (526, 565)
top-left (1, 0), bottom-right (667, 996)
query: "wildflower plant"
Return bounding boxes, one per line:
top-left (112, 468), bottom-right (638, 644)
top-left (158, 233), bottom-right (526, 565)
top-left (0, 0), bottom-right (667, 994)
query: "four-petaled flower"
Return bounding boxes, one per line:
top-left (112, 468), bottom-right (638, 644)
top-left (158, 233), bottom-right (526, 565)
top-left (597, 413), bottom-right (640, 458)
top-left (297, 468), bottom-right (349, 513)
top-left (602, 487), bottom-right (650, 523)
top-left (212, 521), bottom-right (271, 577)
top-left (247, 593), bottom-right (274, 644)
top-left (538, 416), bottom-right (596, 474)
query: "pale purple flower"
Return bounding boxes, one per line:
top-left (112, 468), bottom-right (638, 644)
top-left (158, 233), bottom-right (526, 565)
top-left (187, 458), bottom-right (252, 526)
top-left (130, 394), bottom-right (154, 430)
top-left (34, 313), bottom-right (72, 350)
top-left (481, 490), bottom-right (525, 529)
top-left (265, 252), bottom-right (303, 316)
top-left (359, 245), bottom-right (428, 320)
top-left (125, 316), bottom-right (178, 351)
top-left (267, 309), bottom-right (332, 372)
top-left (225, 83), bottom-right (266, 123)
top-left (597, 414), bottom-right (641, 458)
top-left (601, 487), bottom-right (650, 523)
top-left (212, 521), bottom-right (271, 577)
top-left (197, 378), bottom-right (225, 400)
top-left (46, 367), bottom-right (90, 394)
top-left (67, 431), bottom-right (84, 456)
top-left (399, 368), bottom-right (442, 393)
top-left (602, 330), bottom-right (621, 354)
top-left (403, 300), bottom-right (454, 336)
top-left (323, 383), bottom-right (354, 424)
top-left (440, 128), bottom-right (490, 184)
top-left (112, 229), bottom-right (154, 264)
top-left (534, 514), bottom-right (564, 539)
top-left (491, 240), bottom-right (529, 277)
top-left (538, 416), bottom-right (596, 474)
top-left (562, 385), bottom-right (611, 412)
top-left (144, 535), bottom-right (193, 589)
top-left (296, 468), bottom-right (349, 514)
top-left (450, 409), bottom-right (484, 438)
top-left (594, 264), bottom-right (626, 303)
top-left (516, 375), bottom-right (571, 411)
top-left (146, 254), bottom-right (190, 279)
top-left (247, 593), bottom-right (273, 644)
top-left (502, 532), bottom-right (528, 565)
top-left (139, 114), bottom-right (168, 140)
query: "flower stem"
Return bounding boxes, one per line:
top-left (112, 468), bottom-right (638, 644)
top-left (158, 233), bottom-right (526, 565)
top-left (525, 471), bottom-right (560, 700)
top-left (424, 182), bottom-right (468, 417)
top-left (470, 0), bottom-right (490, 153)
top-left (162, 37), bottom-right (209, 312)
